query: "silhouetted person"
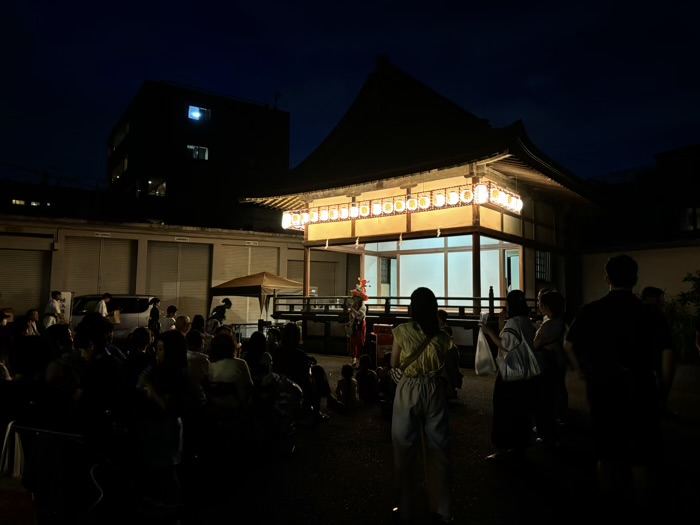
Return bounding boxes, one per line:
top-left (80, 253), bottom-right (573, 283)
top-left (565, 255), bottom-right (668, 514)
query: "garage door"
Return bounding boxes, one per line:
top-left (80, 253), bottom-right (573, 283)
top-left (146, 242), bottom-right (211, 320)
top-left (0, 249), bottom-right (51, 315)
top-left (218, 245), bottom-right (279, 324)
top-left (63, 237), bottom-right (136, 295)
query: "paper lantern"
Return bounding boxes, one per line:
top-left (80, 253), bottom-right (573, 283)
top-left (448, 191), bottom-right (459, 206)
top-left (360, 204), bottom-right (370, 217)
top-left (418, 196), bottom-right (431, 209)
top-left (372, 202), bottom-right (382, 216)
top-left (292, 214), bottom-right (301, 226)
top-left (383, 201), bottom-right (394, 214)
top-left (340, 206), bottom-right (349, 219)
top-left (282, 213), bottom-right (292, 229)
top-left (394, 199), bottom-right (406, 213)
top-left (301, 212), bottom-right (310, 224)
top-left (474, 184), bottom-right (488, 204)
top-left (434, 193), bottom-right (446, 207)
top-left (407, 198), bottom-right (418, 211)
top-left (460, 189), bottom-right (473, 204)
top-left (320, 209), bottom-right (329, 221)
top-left (310, 210), bottom-right (319, 222)
top-left (350, 206), bottom-right (359, 218)
top-left (329, 208), bottom-right (339, 220)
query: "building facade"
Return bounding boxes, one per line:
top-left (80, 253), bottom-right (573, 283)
top-left (247, 60), bottom-right (596, 315)
top-left (0, 214), bottom-right (357, 336)
top-left (107, 81), bottom-right (291, 230)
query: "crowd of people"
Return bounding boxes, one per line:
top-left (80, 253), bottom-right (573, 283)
top-left (0, 253), bottom-right (697, 524)
top-left (0, 294), bottom-right (393, 522)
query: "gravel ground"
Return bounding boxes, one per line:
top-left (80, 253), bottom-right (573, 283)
top-left (189, 356), bottom-right (700, 525)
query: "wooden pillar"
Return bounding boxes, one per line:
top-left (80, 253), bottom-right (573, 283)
top-left (473, 232), bottom-right (481, 313)
top-left (303, 245), bottom-right (311, 296)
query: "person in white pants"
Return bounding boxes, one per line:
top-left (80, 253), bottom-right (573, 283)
top-left (391, 287), bottom-right (453, 524)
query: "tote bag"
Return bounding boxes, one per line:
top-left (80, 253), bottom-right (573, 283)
top-left (474, 329), bottom-right (497, 376)
top-left (496, 339), bottom-right (541, 381)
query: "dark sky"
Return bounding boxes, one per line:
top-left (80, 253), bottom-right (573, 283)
top-left (2, 0), bottom-right (699, 188)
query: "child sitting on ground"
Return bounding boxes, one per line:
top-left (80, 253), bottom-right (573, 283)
top-left (335, 364), bottom-right (360, 411)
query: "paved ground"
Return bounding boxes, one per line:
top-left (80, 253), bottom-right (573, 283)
top-left (192, 356), bottom-right (700, 525)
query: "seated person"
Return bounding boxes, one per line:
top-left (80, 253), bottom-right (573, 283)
top-left (355, 355), bottom-right (379, 404)
top-left (207, 334), bottom-right (253, 413)
top-left (335, 364), bottom-right (360, 411)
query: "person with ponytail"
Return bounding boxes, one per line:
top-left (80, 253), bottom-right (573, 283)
top-left (390, 287), bottom-right (453, 524)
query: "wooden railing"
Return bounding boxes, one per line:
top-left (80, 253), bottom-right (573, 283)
top-left (272, 286), bottom-right (537, 326)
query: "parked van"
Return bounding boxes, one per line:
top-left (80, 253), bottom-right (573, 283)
top-left (71, 294), bottom-right (154, 340)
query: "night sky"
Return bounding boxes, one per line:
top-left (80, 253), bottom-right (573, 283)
top-left (2, 0), bottom-right (698, 188)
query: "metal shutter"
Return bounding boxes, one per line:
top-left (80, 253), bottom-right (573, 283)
top-left (220, 245), bottom-right (250, 325)
top-left (146, 241), bottom-right (211, 320)
top-left (100, 239), bottom-right (136, 294)
top-left (0, 249), bottom-right (51, 315)
top-left (146, 242), bottom-right (180, 310)
top-left (178, 243), bottom-right (211, 320)
top-left (63, 237), bottom-right (101, 296)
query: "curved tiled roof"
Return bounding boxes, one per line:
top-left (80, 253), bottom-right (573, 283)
top-left (246, 58), bottom-right (593, 206)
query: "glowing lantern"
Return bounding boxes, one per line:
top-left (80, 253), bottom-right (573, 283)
top-left (360, 204), bottom-right (370, 217)
top-left (340, 207), bottom-right (349, 219)
top-left (310, 210), bottom-right (319, 222)
top-left (434, 193), bottom-right (446, 207)
top-left (329, 208), bottom-right (339, 220)
top-left (282, 213), bottom-right (292, 229)
top-left (320, 209), bottom-right (329, 221)
top-left (447, 191), bottom-right (459, 205)
top-left (407, 198), bottom-right (418, 211)
top-left (514, 198), bottom-right (523, 212)
top-left (372, 203), bottom-right (382, 216)
top-left (292, 214), bottom-right (301, 226)
top-left (418, 195), bottom-right (430, 209)
top-left (490, 188), bottom-right (500, 202)
top-left (301, 212), bottom-right (310, 224)
top-left (350, 206), bottom-right (359, 218)
top-left (474, 184), bottom-right (488, 204)
top-left (394, 199), bottom-right (406, 213)
top-left (383, 201), bottom-right (394, 214)
top-left (461, 189), bottom-right (473, 203)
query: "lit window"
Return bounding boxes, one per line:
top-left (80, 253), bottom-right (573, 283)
top-left (149, 181), bottom-right (167, 197)
top-left (188, 106), bottom-right (211, 121)
top-left (187, 145), bottom-right (209, 160)
top-left (11, 199), bottom-right (25, 205)
top-left (30, 201), bottom-right (40, 206)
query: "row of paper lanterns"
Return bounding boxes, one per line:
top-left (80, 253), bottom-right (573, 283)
top-left (282, 182), bottom-right (523, 230)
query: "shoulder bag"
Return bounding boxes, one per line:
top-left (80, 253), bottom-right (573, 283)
top-left (389, 333), bottom-right (433, 384)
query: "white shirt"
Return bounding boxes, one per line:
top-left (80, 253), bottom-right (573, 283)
top-left (161, 317), bottom-right (176, 331)
top-left (96, 300), bottom-right (108, 317)
top-left (43, 299), bottom-right (62, 328)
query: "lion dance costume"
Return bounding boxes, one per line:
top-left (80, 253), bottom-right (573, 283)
top-left (348, 278), bottom-right (369, 365)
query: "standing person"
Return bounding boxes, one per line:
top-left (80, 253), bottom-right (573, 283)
top-left (391, 287), bottom-right (453, 525)
top-left (96, 293), bottom-right (112, 318)
top-left (148, 298), bottom-right (161, 338)
top-left (161, 305), bottom-right (178, 332)
top-left (43, 291), bottom-right (65, 329)
top-left (532, 291), bottom-right (567, 447)
top-left (437, 309), bottom-right (463, 400)
top-left (481, 290), bottom-right (538, 463)
top-left (347, 279), bottom-right (368, 367)
top-left (564, 255), bottom-right (668, 507)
